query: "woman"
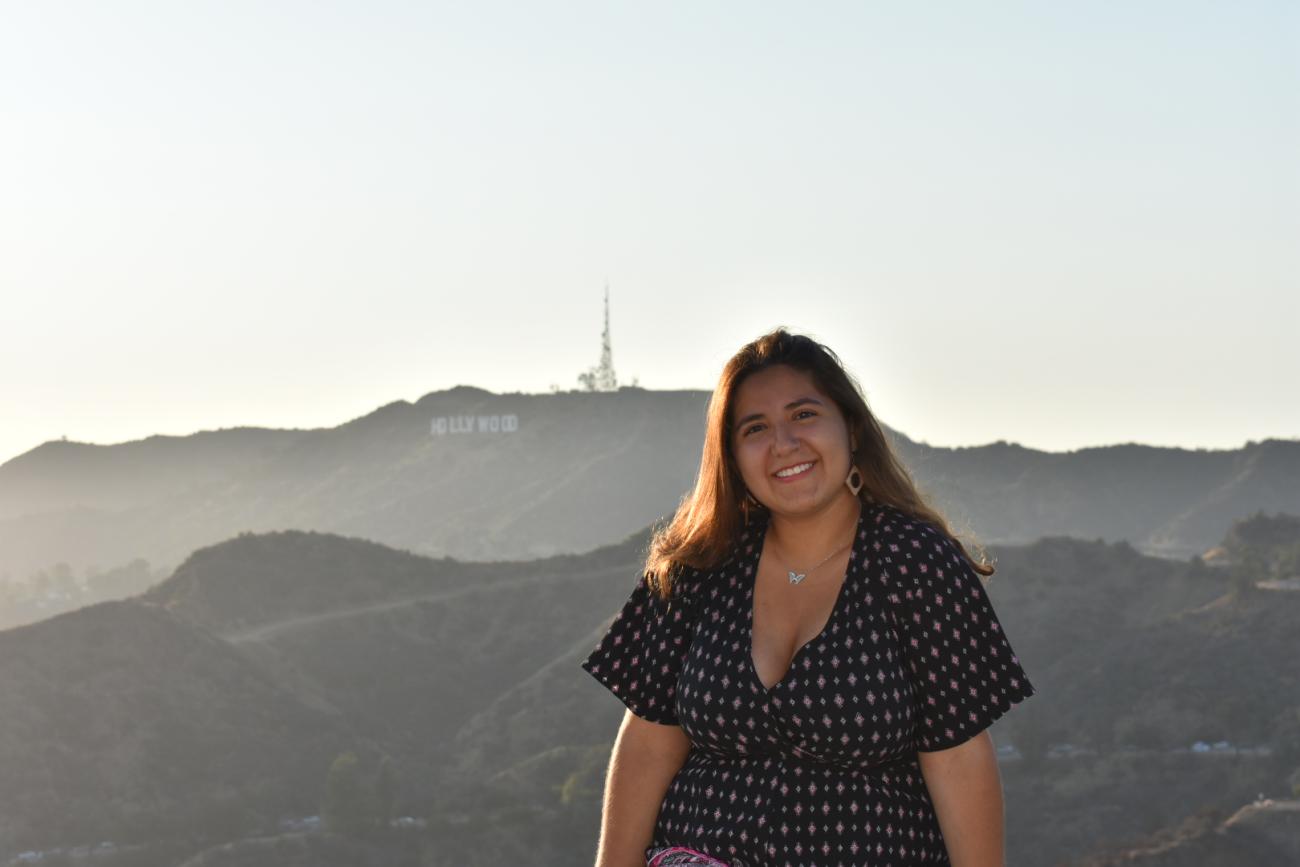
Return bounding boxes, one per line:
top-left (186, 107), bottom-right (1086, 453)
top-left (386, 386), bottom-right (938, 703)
top-left (580, 328), bottom-right (1036, 866)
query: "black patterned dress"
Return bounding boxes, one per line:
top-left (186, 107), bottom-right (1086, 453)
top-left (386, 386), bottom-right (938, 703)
top-left (580, 502), bottom-right (1037, 866)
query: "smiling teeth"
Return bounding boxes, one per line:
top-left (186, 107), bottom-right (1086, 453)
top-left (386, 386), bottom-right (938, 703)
top-left (775, 462), bottom-right (814, 477)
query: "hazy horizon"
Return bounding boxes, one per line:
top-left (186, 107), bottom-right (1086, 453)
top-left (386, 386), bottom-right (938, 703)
top-left (3, 1), bottom-right (1296, 465)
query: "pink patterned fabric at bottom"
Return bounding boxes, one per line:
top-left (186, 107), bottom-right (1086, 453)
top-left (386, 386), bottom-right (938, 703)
top-left (646, 845), bottom-right (736, 866)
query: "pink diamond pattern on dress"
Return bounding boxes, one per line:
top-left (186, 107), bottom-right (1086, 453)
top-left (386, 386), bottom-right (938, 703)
top-left (581, 503), bottom-right (1036, 866)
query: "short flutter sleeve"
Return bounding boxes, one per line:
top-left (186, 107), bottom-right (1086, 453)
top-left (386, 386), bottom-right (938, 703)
top-left (886, 518), bottom-right (1036, 752)
top-left (580, 568), bottom-right (700, 726)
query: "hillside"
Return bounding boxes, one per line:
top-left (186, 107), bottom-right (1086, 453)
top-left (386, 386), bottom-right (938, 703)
top-left (0, 524), bottom-right (653, 863)
top-left (1077, 799), bottom-right (1300, 865)
top-left (1, 386), bottom-right (1296, 592)
top-left (0, 512), bottom-right (1297, 865)
top-left (0, 600), bottom-right (360, 855)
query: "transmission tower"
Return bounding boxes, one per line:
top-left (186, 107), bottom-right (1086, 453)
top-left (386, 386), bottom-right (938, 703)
top-left (578, 284), bottom-right (619, 391)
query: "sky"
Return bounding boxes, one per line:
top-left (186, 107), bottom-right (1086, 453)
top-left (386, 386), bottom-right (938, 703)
top-left (1, 1), bottom-right (1296, 466)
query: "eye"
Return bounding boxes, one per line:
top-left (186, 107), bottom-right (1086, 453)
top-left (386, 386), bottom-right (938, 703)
top-left (795, 409), bottom-right (817, 420)
top-left (742, 422), bottom-right (764, 436)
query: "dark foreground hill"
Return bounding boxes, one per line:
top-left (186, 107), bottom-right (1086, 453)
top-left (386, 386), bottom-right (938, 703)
top-left (1076, 799), bottom-right (1300, 866)
top-left (0, 599), bottom-right (359, 854)
top-left (0, 513), bottom-right (1298, 865)
top-left (1, 384), bottom-right (1296, 590)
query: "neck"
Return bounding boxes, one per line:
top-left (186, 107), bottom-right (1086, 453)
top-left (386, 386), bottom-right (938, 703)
top-left (765, 492), bottom-right (862, 566)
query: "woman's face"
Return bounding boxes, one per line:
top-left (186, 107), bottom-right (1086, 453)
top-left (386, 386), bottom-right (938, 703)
top-left (729, 364), bottom-right (855, 519)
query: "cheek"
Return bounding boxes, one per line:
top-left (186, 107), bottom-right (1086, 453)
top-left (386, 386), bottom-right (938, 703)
top-left (734, 443), bottom-right (766, 479)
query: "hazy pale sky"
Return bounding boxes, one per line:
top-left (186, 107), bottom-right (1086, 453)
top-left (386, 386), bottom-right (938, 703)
top-left (2, 1), bottom-right (1296, 465)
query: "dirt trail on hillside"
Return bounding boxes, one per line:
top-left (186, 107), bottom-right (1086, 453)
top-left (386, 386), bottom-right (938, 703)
top-left (218, 560), bottom-right (639, 644)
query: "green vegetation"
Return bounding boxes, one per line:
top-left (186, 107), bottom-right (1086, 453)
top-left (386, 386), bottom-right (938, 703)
top-left (2, 509), bottom-right (1299, 865)
top-left (322, 753), bottom-right (397, 836)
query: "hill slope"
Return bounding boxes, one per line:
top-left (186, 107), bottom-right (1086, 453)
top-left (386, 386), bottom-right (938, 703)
top-left (2, 386), bottom-right (1296, 587)
top-left (1, 512), bottom-right (1298, 865)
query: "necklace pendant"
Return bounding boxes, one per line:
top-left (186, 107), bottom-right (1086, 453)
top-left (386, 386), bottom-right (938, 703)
top-left (788, 570), bottom-right (806, 585)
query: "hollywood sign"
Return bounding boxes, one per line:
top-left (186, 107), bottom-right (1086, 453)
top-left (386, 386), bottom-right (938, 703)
top-left (431, 414), bottom-right (520, 435)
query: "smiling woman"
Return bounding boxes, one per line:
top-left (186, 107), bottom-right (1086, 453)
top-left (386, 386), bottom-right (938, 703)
top-left (580, 327), bottom-right (1036, 867)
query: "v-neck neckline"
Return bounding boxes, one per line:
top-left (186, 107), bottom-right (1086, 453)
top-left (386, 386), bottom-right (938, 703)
top-left (744, 501), bottom-right (875, 694)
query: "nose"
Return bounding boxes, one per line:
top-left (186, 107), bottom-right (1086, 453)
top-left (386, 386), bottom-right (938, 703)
top-left (771, 420), bottom-right (802, 453)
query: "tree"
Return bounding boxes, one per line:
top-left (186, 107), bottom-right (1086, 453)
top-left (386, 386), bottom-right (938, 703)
top-left (322, 752), bottom-right (378, 836)
top-left (1228, 546), bottom-right (1266, 595)
top-left (1276, 541), bottom-right (1300, 580)
top-left (373, 756), bottom-right (397, 827)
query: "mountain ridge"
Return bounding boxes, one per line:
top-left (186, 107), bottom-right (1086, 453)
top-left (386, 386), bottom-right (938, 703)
top-left (1, 386), bottom-right (1296, 626)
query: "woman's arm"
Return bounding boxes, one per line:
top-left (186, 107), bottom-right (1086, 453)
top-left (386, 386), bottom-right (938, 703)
top-left (918, 730), bottom-right (1006, 867)
top-left (594, 709), bottom-right (692, 867)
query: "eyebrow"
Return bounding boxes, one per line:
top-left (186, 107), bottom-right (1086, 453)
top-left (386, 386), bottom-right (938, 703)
top-left (733, 397), bottom-right (825, 433)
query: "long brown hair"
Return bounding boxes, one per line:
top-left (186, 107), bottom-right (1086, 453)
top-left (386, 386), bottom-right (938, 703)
top-left (643, 326), bottom-right (994, 600)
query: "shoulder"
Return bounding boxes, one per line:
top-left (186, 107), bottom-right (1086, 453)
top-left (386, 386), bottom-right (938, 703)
top-left (649, 562), bottom-right (707, 612)
top-left (869, 503), bottom-right (953, 553)
top-left (672, 520), bottom-right (758, 597)
top-left (868, 505), bottom-right (973, 598)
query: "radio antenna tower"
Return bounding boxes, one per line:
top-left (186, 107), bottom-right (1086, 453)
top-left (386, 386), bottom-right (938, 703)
top-left (578, 283), bottom-right (619, 391)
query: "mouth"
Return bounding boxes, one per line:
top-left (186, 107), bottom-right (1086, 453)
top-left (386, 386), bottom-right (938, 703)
top-left (772, 460), bottom-right (816, 481)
